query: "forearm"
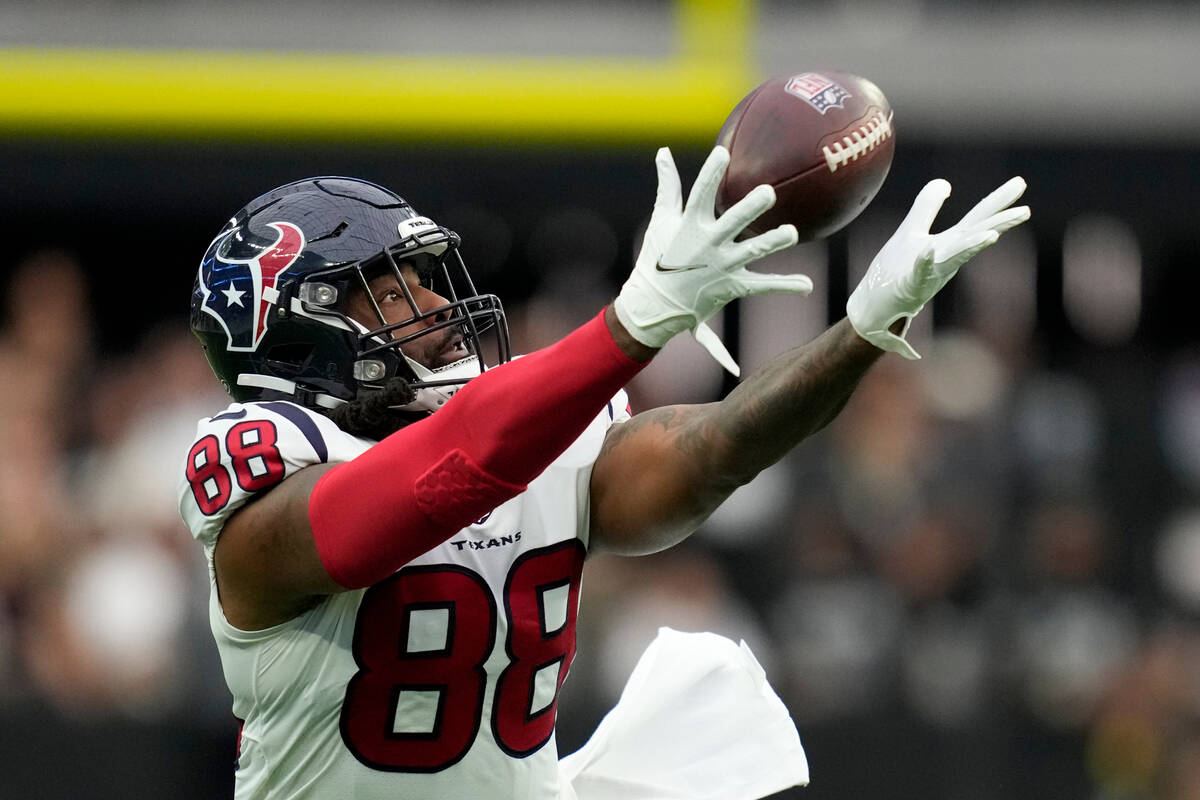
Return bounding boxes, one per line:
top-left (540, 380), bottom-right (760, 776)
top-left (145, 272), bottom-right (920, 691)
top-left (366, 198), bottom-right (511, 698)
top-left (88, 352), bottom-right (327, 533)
top-left (590, 319), bottom-right (883, 555)
top-left (708, 318), bottom-right (883, 485)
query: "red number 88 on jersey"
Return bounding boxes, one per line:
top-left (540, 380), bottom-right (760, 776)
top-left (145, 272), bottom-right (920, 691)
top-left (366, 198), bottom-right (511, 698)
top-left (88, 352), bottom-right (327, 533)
top-left (341, 540), bottom-right (586, 772)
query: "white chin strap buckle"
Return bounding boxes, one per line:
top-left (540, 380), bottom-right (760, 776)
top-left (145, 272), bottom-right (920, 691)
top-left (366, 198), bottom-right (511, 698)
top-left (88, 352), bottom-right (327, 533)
top-left (395, 355), bottom-right (482, 412)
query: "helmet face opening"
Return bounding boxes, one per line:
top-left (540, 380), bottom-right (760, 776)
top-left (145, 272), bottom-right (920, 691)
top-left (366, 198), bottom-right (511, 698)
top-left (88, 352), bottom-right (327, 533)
top-left (191, 177), bottom-right (510, 414)
top-left (332, 241), bottom-right (510, 400)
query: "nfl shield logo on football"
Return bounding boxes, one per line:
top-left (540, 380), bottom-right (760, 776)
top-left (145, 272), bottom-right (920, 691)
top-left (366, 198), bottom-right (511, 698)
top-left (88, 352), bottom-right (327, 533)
top-left (785, 73), bottom-right (852, 114)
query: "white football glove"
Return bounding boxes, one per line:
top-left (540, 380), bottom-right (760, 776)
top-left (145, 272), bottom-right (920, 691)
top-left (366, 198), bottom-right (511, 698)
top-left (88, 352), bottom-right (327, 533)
top-left (613, 146), bottom-right (811, 376)
top-left (847, 176), bottom-right (1031, 359)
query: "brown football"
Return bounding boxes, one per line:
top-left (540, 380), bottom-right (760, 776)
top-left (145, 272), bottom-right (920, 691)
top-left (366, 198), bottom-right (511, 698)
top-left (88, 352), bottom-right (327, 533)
top-left (715, 70), bottom-right (895, 241)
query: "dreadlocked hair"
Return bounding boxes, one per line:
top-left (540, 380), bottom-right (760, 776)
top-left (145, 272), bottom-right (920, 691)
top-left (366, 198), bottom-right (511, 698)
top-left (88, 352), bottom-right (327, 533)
top-left (328, 377), bottom-right (429, 440)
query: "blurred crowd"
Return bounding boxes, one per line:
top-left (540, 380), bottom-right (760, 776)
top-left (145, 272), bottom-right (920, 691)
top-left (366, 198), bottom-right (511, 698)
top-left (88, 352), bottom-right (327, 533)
top-left (2, 237), bottom-right (1200, 800)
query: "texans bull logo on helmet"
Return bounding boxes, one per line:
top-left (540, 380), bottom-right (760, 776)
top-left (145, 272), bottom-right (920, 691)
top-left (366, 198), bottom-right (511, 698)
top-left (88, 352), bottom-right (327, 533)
top-left (197, 221), bottom-right (306, 352)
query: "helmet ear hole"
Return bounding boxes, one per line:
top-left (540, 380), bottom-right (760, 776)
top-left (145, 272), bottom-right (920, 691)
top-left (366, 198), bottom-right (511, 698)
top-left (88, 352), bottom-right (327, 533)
top-left (266, 342), bottom-right (315, 371)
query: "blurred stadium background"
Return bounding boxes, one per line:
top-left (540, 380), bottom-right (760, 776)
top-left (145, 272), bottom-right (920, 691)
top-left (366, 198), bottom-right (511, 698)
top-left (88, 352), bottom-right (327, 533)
top-left (3, 1), bottom-right (1200, 797)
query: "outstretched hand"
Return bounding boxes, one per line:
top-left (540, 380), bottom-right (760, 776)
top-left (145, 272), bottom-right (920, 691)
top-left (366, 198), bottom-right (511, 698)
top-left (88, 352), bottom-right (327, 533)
top-left (847, 177), bottom-right (1031, 358)
top-left (613, 146), bottom-right (812, 375)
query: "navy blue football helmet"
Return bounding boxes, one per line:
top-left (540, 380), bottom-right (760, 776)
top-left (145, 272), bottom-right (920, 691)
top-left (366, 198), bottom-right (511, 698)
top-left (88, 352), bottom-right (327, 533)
top-left (191, 177), bottom-right (509, 414)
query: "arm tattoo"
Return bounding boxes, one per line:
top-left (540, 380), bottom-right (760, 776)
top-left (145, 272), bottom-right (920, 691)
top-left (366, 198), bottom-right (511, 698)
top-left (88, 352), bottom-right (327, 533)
top-left (710, 318), bottom-right (884, 484)
top-left (590, 320), bottom-right (884, 552)
top-left (602, 320), bottom-right (881, 487)
top-left (600, 405), bottom-right (718, 464)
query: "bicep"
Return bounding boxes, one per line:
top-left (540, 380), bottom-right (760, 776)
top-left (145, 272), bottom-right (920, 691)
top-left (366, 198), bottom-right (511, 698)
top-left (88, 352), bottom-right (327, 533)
top-left (588, 403), bottom-right (740, 556)
top-left (213, 462), bottom-right (344, 630)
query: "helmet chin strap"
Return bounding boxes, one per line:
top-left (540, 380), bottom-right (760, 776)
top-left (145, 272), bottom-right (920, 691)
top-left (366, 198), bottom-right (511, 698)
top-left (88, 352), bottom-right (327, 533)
top-left (394, 354), bottom-right (482, 412)
top-left (236, 374), bottom-right (347, 409)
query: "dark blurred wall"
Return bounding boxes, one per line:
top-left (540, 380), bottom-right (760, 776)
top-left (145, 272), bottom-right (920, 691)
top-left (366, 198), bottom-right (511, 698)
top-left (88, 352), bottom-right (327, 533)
top-left (2, 135), bottom-right (1199, 800)
top-left (2, 138), bottom-right (1197, 351)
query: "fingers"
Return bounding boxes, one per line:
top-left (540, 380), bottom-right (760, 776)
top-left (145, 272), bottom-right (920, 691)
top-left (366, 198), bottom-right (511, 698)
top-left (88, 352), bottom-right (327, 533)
top-left (732, 222), bottom-right (799, 263)
top-left (729, 268), bottom-right (814, 297)
top-left (931, 229), bottom-right (1000, 279)
top-left (957, 229), bottom-right (1001, 262)
top-left (683, 145), bottom-right (731, 217)
top-left (652, 147), bottom-right (683, 219)
top-left (715, 184), bottom-right (776, 239)
top-left (955, 176), bottom-right (1027, 229)
top-left (722, 223), bottom-right (799, 275)
top-left (977, 204), bottom-right (1031, 235)
top-left (899, 179), bottom-right (952, 236)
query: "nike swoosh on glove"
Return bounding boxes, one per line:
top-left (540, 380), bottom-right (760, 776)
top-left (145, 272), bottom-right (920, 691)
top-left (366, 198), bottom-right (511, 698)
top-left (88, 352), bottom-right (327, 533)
top-left (847, 176), bottom-right (1031, 359)
top-left (613, 145), bottom-right (812, 376)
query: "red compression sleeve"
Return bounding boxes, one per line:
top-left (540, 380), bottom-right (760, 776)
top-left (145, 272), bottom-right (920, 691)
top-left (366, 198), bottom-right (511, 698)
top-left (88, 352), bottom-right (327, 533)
top-left (308, 309), bottom-right (646, 589)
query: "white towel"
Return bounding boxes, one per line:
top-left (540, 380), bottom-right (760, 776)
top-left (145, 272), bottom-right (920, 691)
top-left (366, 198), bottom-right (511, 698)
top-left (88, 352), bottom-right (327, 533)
top-left (560, 627), bottom-right (809, 800)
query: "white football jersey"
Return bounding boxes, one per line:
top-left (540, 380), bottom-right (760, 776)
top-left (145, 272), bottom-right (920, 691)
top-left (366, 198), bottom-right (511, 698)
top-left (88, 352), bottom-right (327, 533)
top-left (177, 395), bottom-right (630, 800)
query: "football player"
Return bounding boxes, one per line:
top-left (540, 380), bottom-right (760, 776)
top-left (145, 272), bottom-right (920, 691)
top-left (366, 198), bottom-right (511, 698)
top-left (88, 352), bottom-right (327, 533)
top-left (179, 146), bottom-right (1028, 799)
